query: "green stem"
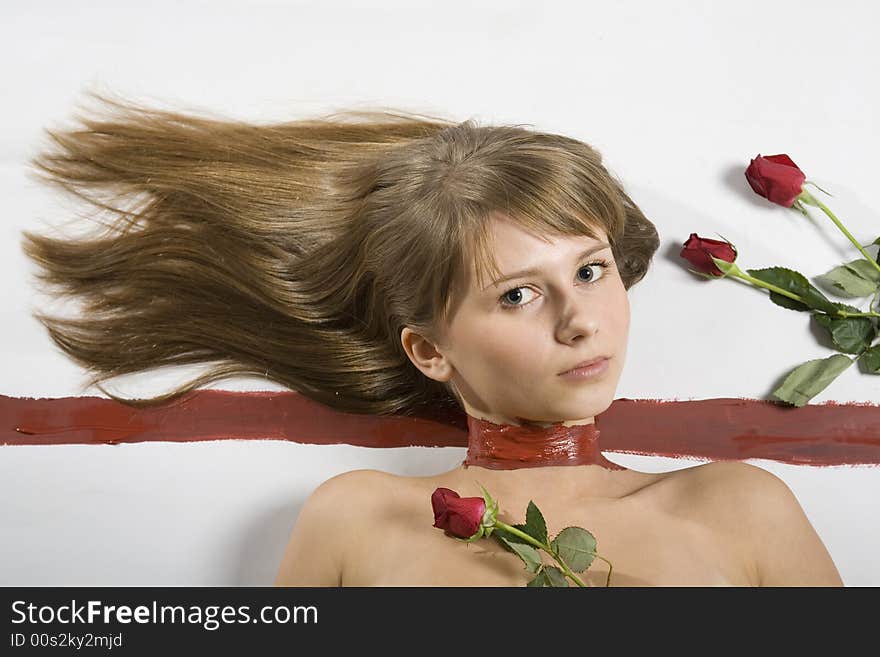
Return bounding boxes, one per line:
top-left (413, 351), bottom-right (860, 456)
top-left (494, 520), bottom-right (605, 587)
top-left (594, 554), bottom-right (614, 587)
top-left (802, 190), bottom-right (880, 277)
top-left (731, 266), bottom-right (880, 319)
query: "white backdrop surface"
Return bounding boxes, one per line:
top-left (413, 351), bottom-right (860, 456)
top-left (0, 0), bottom-right (877, 586)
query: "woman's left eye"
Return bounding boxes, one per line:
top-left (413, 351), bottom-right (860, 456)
top-left (498, 259), bottom-right (613, 310)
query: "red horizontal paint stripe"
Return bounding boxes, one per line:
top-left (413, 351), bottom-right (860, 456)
top-left (1, 392), bottom-right (878, 467)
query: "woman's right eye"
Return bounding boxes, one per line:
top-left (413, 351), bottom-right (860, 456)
top-left (499, 286), bottom-right (536, 310)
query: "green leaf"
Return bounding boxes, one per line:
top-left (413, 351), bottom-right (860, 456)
top-left (542, 566), bottom-right (570, 587)
top-left (549, 526), bottom-right (597, 573)
top-left (767, 291), bottom-right (811, 311)
top-left (859, 345), bottom-right (880, 374)
top-left (831, 301), bottom-right (872, 314)
top-left (494, 503), bottom-right (548, 550)
top-left (844, 258), bottom-right (880, 283)
top-left (527, 566), bottom-right (550, 587)
top-left (815, 260), bottom-right (880, 298)
top-left (494, 533), bottom-right (543, 573)
top-left (772, 354), bottom-right (854, 407)
top-left (746, 267), bottom-right (840, 314)
top-left (812, 313), bottom-right (876, 353)
top-left (523, 501), bottom-right (548, 544)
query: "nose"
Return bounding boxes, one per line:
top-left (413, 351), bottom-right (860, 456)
top-left (554, 291), bottom-right (599, 343)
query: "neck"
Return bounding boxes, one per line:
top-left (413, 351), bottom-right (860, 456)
top-left (461, 412), bottom-right (626, 471)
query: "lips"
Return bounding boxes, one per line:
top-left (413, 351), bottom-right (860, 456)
top-left (558, 356), bottom-right (609, 375)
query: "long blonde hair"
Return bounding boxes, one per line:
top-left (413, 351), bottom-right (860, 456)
top-left (21, 90), bottom-right (660, 416)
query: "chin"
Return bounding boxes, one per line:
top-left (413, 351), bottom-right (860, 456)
top-left (553, 397), bottom-right (614, 419)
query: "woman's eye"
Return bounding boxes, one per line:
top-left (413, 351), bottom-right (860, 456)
top-left (501, 286), bottom-right (536, 307)
top-left (499, 260), bottom-right (611, 310)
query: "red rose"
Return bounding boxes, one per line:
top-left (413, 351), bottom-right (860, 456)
top-left (744, 154), bottom-right (806, 207)
top-left (431, 487), bottom-right (486, 539)
top-left (680, 233), bottom-right (738, 277)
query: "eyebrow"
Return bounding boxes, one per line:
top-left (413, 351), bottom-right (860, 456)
top-left (482, 243), bottom-right (612, 290)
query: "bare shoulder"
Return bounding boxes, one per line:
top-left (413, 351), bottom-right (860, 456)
top-left (293, 468), bottom-right (390, 516)
top-left (316, 468), bottom-right (391, 493)
top-left (672, 460), bottom-right (781, 503)
top-left (672, 461), bottom-right (843, 587)
top-left (273, 469), bottom-right (388, 587)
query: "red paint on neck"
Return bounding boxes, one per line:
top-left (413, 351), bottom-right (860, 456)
top-left (462, 413), bottom-right (626, 471)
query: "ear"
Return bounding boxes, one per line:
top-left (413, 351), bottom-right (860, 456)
top-left (400, 326), bottom-right (455, 384)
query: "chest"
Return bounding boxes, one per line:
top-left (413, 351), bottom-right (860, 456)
top-left (343, 490), bottom-right (753, 587)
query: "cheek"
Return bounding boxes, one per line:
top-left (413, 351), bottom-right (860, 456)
top-left (621, 289), bottom-right (631, 332)
top-left (459, 316), bottom-right (541, 376)
top-left (603, 274), bottom-right (630, 329)
top-left (615, 291), bottom-right (630, 331)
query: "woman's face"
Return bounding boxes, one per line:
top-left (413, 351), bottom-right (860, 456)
top-left (403, 212), bottom-right (630, 426)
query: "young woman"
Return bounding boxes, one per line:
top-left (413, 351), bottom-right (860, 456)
top-left (274, 212), bottom-right (844, 587)
top-left (22, 91), bottom-right (843, 587)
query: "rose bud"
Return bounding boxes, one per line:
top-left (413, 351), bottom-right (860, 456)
top-left (680, 233), bottom-right (738, 277)
top-left (744, 154), bottom-right (806, 207)
top-left (431, 487), bottom-right (486, 539)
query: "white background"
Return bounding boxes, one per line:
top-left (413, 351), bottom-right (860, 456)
top-left (1, 0), bottom-right (877, 586)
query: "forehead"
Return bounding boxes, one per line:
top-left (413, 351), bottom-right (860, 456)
top-left (469, 213), bottom-right (609, 285)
